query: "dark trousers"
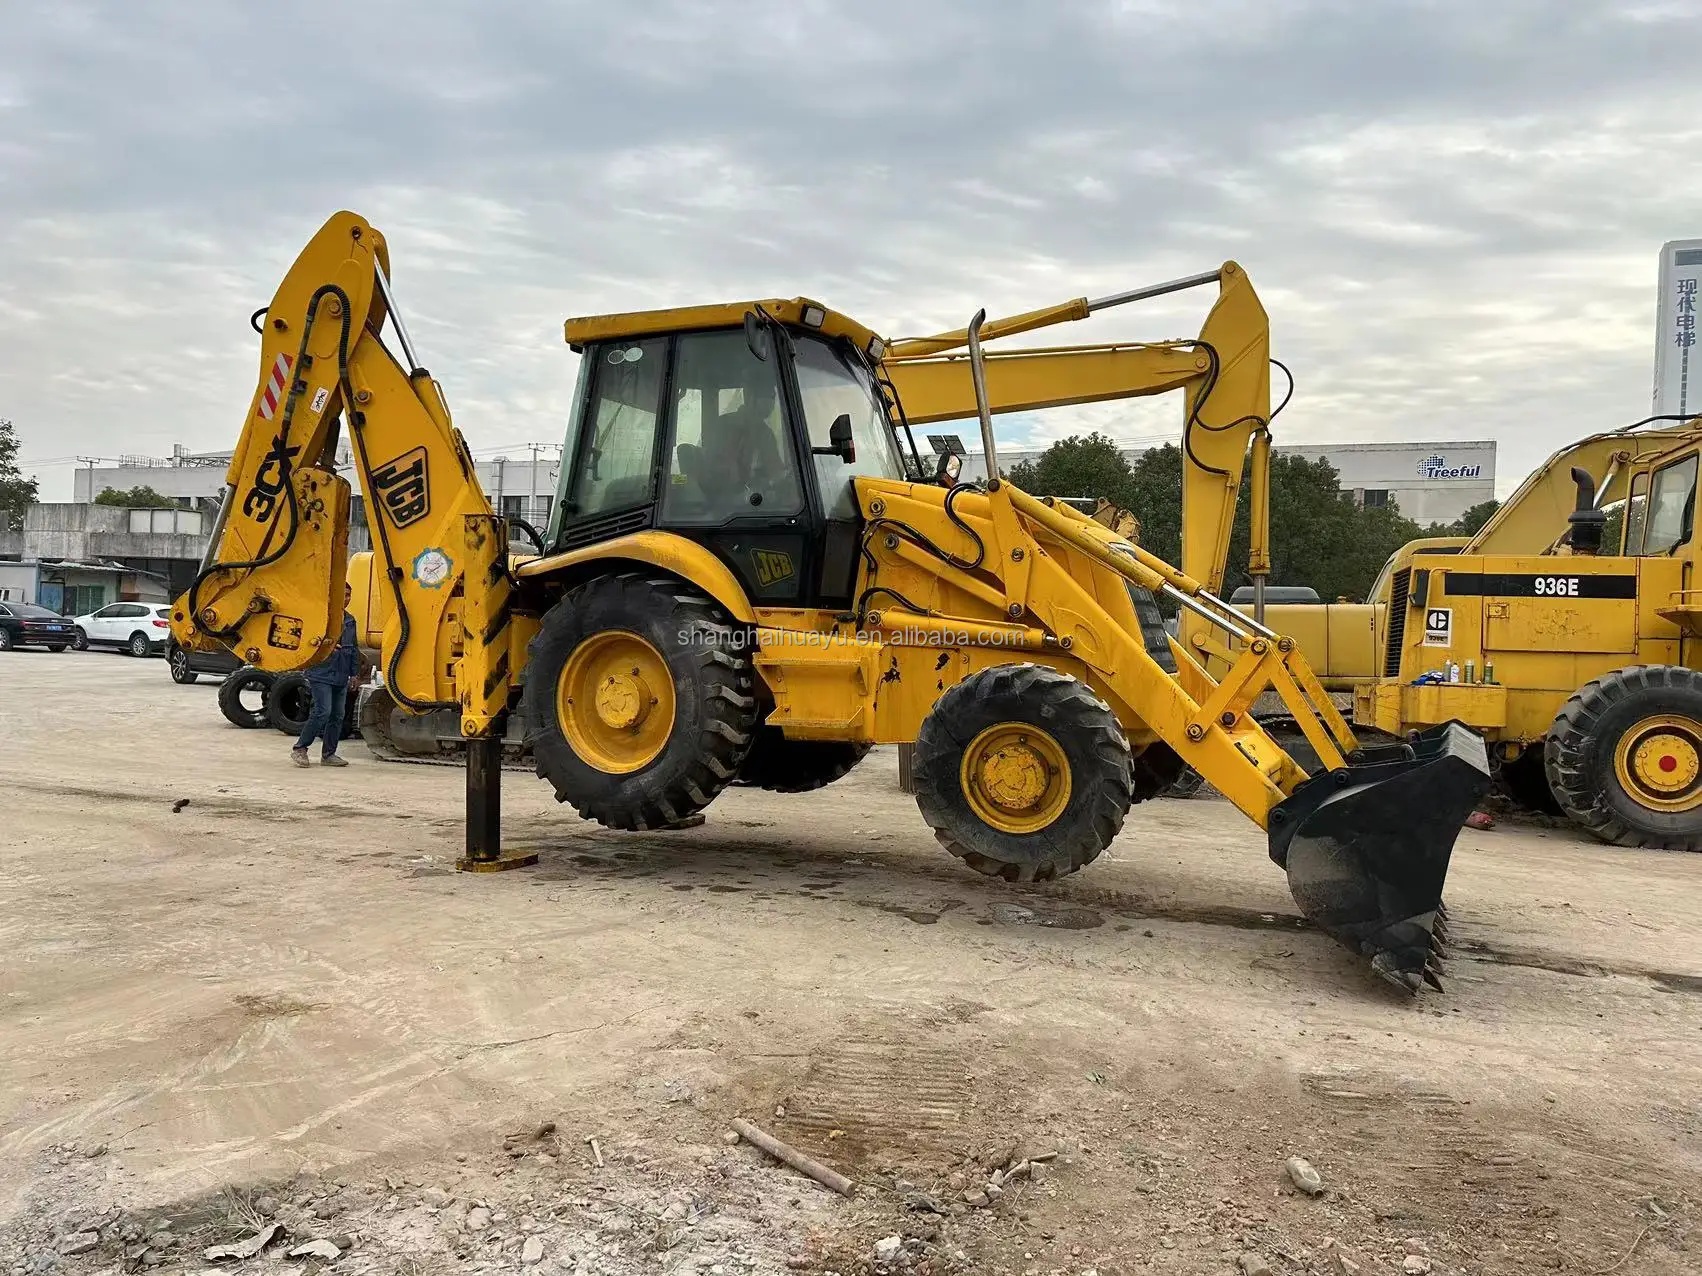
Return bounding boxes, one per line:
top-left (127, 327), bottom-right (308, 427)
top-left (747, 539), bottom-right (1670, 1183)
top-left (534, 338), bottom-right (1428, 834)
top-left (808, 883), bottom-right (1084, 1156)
top-left (296, 681), bottom-right (348, 755)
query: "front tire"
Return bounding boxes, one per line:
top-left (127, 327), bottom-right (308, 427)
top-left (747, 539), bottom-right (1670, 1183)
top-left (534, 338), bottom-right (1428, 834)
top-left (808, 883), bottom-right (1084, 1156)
top-left (1545, 665), bottom-right (1702, 849)
top-left (521, 573), bottom-right (758, 829)
top-left (71, 628), bottom-right (88, 651)
top-left (912, 664), bottom-right (1132, 883)
top-left (128, 632), bottom-right (151, 658)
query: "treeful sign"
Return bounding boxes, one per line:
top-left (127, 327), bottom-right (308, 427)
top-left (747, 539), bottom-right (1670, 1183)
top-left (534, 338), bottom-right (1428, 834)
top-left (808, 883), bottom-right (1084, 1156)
top-left (1416, 455), bottom-right (1483, 480)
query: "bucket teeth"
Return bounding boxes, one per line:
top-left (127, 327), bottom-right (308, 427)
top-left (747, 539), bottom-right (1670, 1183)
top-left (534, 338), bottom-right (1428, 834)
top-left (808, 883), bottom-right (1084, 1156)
top-left (1422, 964), bottom-right (1446, 993)
top-left (1371, 951), bottom-right (1425, 996)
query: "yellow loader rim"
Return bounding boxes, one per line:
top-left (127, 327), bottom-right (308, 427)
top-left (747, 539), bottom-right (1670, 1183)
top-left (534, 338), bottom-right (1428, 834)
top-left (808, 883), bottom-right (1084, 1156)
top-left (1613, 713), bottom-right (1702, 812)
top-left (557, 631), bottom-right (676, 775)
top-left (960, 724), bottom-right (1073, 835)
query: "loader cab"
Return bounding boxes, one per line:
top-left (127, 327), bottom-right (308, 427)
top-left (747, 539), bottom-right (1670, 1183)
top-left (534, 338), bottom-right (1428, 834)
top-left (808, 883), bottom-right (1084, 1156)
top-left (1617, 448), bottom-right (1699, 558)
top-left (549, 298), bottom-right (914, 609)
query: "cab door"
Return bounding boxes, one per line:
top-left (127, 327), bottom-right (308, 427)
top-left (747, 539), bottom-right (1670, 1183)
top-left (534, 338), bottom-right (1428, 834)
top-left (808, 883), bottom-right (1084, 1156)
top-left (657, 329), bottom-right (811, 605)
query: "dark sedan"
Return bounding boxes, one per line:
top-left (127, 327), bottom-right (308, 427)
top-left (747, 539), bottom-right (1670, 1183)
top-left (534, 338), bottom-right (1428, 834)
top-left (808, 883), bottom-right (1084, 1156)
top-left (0, 602), bottom-right (78, 652)
top-left (165, 633), bottom-right (244, 684)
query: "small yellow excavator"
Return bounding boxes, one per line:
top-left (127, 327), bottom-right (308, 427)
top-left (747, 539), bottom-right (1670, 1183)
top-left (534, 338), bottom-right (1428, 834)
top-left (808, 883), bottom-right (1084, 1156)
top-left (175, 211), bottom-right (1490, 992)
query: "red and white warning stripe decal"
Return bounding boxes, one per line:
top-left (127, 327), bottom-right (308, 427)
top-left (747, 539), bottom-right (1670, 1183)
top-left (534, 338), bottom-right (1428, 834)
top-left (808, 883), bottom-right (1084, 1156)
top-left (257, 352), bottom-right (294, 420)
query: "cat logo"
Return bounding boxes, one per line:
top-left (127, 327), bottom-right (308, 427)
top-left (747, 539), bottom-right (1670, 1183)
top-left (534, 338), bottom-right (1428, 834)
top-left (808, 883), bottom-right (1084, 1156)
top-left (370, 446), bottom-right (430, 529)
top-left (751, 548), bottom-right (795, 588)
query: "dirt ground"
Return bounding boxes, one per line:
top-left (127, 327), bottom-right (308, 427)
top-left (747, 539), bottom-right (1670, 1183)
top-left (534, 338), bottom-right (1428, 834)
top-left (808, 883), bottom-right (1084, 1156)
top-left (1, 654), bottom-right (1698, 1276)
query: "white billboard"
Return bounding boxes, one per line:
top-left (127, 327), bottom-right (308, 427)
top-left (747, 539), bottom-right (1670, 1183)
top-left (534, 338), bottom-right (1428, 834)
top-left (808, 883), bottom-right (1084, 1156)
top-left (1653, 239), bottom-right (1702, 419)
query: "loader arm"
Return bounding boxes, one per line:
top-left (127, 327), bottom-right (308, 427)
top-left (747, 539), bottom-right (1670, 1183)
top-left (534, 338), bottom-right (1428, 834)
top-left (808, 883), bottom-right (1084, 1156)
top-left (882, 262), bottom-right (1271, 602)
top-left (172, 211), bottom-right (511, 741)
top-left (1466, 421), bottom-right (1702, 556)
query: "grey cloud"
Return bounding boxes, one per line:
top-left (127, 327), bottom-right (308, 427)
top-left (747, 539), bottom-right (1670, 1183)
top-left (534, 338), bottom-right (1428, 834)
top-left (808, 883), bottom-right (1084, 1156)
top-left (4, 1), bottom-right (1701, 498)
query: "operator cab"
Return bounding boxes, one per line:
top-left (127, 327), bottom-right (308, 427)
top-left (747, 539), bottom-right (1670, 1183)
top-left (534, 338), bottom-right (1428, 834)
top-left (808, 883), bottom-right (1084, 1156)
top-left (550, 298), bottom-right (919, 608)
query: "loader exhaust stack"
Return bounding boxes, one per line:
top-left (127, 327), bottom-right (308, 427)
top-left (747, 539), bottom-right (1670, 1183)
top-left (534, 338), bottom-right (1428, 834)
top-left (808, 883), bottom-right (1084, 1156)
top-left (1267, 721), bottom-right (1491, 992)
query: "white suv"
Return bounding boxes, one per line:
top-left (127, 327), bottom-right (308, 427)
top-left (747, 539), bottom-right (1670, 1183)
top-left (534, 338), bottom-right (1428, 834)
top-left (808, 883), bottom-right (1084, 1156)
top-left (73, 603), bottom-right (172, 657)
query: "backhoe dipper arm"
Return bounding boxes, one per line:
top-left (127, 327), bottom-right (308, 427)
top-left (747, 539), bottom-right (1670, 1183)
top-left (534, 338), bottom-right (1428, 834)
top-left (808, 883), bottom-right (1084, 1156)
top-left (882, 262), bottom-right (1271, 597)
top-left (173, 211), bottom-right (500, 726)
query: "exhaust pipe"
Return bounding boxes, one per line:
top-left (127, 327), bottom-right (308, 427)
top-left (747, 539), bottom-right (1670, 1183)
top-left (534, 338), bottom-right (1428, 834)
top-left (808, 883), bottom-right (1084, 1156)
top-left (1267, 721), bottom-right (1491, 993)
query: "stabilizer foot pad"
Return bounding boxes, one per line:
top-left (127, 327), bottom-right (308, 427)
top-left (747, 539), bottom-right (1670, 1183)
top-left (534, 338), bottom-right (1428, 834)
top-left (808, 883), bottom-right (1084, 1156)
top-left (456, 853), bottom-right (540, 873)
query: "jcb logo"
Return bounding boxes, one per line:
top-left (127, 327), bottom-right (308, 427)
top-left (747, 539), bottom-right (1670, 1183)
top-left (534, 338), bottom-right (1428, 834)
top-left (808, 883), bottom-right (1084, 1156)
top-left (371, 447), bottom-right (430, 529)
top-left (751, 549), bottom-right (794, 587)
top-left (241, 432), bottom-right (301, 522)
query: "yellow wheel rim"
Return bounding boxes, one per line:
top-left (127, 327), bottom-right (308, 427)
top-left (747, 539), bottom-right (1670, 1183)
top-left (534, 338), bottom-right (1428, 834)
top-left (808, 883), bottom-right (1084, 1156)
top-left (960, 723), bottom-right (1072, 834)
top-left (1613, 713), bottom-right (1702, 812)
top-left (556, 631), bottom-right (676, 775)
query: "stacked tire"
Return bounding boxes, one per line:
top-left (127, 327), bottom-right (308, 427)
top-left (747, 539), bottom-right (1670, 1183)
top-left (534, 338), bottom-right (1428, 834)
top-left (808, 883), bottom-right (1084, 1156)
top-left (265, 672), bottom-right (359, 740)
top-left (218, 667), bottom-right (276, 730)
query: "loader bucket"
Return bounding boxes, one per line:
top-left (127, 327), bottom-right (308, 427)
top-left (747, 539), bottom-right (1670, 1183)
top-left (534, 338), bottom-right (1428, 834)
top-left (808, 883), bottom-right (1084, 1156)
top-left (1267, 722), bottom-right (1491, 994)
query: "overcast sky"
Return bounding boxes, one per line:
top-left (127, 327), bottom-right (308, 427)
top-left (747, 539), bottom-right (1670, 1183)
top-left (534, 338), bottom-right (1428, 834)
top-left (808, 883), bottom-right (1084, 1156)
top-left (4, 0), bottom-right (1701, 501)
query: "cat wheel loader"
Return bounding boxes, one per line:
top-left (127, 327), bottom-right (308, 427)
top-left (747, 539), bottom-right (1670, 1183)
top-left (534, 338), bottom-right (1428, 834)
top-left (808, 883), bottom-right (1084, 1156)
top-left (1353, 415), bottom-right (1702, 849)
top-left (174, 210), bottom-right (1490, 992)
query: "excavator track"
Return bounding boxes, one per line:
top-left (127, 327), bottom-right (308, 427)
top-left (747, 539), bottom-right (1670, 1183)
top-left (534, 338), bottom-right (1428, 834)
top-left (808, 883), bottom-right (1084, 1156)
top-left (356, 686), bottom-right (535, 773)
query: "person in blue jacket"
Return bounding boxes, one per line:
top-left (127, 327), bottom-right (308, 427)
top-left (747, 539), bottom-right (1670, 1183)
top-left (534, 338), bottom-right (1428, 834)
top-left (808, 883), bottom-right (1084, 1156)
top-left (292, 583), bottom-right (366, 768)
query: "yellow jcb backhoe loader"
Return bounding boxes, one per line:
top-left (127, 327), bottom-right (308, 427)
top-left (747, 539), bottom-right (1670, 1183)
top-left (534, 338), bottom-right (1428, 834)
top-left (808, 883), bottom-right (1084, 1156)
top-left (175, 211), bottom-right (1491, 992)
top-left (347, 261), bottom-right (1284, 775)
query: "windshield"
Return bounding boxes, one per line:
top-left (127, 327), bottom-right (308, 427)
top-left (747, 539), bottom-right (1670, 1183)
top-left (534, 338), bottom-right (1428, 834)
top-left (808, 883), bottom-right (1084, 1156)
top-left (793, 334), bottom-right (905, 519)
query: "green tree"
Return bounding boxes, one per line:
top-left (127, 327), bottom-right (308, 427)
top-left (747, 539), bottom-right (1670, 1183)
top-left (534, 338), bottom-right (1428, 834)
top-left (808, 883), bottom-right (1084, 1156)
top-left (93, 484), bottom-right (177, 508)
top-left (1007, 433), bottom-right (1138, 509)
top-left (0, 418), bottom-right (38, 532)
top-left (1023, 436), bottom-right (1422, 603)
top-left (1436, 498), bottom-right (1499, 538)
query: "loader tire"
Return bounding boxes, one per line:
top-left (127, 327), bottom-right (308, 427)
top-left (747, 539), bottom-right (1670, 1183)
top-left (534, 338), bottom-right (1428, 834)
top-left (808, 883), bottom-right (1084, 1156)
top-left (1545, 665), bottom-right (1702, 850)
top-left (913, 663), bottom-right (1132, 883)
top-left (267, 672), bottom-right (313, 736)
top-left (218, 667), bottom-right (275, 730)
top-left (736, 726), bottom-right (870, 792)
top-left (521, 573), bottom-right (758, 830)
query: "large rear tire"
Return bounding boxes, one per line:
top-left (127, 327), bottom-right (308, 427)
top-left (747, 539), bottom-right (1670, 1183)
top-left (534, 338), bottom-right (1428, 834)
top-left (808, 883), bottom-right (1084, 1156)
top-left (218, 667), bottom-right (275, 729)
top-left (521, 574), bottom-right (757, 830)
top-left (736, 726), bottom-right (870, 792)
top-left (913, 664), bottom-right (1132, 883)
top-left (1545, 665), bottom-right (1702, 850)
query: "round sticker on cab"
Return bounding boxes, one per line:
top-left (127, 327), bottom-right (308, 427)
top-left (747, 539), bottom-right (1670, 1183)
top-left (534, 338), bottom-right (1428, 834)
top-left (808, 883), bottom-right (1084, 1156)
top-left (412, 547), bottom-right (452, 589)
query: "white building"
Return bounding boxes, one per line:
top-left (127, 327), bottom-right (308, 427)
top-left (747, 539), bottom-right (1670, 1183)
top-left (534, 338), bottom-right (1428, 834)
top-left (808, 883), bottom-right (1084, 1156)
top-left (1652, 238), bottom-right (1702, 419)
top-left (945, 438), bottom-right (1495, 527)
top-left (68, 444), bottom-right (564, 542)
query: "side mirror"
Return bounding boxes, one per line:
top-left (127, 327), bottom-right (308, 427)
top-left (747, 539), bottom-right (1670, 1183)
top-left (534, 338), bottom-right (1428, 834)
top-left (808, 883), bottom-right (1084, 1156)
top-left (811, 413), bottom-right (856, 463)
top-left (743, 311), bottom-right (769, 362)
top-left (934, 451), bottom-right (962, 486)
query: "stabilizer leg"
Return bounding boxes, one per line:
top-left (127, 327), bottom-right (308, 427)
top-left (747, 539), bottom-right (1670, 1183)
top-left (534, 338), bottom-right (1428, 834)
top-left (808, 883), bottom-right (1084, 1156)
top-left (458, 729), bottom-right (536, 872)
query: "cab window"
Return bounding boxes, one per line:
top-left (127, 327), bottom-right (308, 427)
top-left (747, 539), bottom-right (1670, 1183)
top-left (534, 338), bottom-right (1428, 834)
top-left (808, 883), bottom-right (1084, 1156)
top-left (1637, 453), bottom-right (1697, 556)
top-left (1621, 472), bottom-right (1649, 554)
top-left (793, 335), bottom-right (903, 520)
top-left (662, 330), bottom-right (802, 525)
top-left (566, 339), bottom-right (667, 521)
